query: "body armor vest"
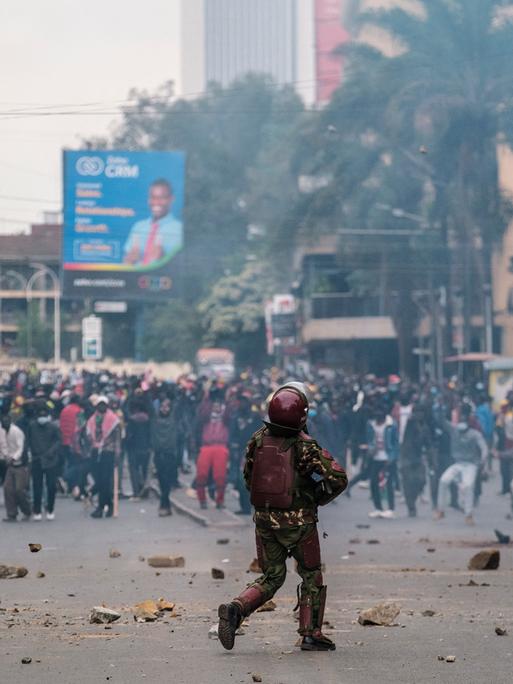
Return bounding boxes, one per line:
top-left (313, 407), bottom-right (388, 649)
top-left (250, 434), bottom-right (295, 509)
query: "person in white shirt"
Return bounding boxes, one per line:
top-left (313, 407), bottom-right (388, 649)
top-left (398, 401), bottom-right (413, 445)
top-left (367, 409), bottom-right (399, 519)
top-left (0, 412), bottom-right (31, 522)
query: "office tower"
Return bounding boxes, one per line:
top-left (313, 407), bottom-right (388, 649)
top-left (178, 0), bottom-right (349, 105)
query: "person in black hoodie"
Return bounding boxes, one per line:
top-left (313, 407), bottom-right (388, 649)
top-left (399, 405), bottom-right (432, 517)
top-left (229, 396), bottom-right (261, 515)
top-left (28, 401), bottom-right (61, 521)
top-left (151, 397), bottom-right (177, 517)
top-left (125, 390), bottom-right (152, 499)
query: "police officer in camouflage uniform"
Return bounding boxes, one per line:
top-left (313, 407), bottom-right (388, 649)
top-left (218, 383), bottom-right (347, 652)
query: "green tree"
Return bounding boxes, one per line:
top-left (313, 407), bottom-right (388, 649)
top-left (197, 262), bottom-right (278, 365)
top-left (352, 0), bottom-right (513, 352)
top-left (288, 55), bottom-right (432, 375)
top-left (16, 302), bottom-right (54, 360)
top-left (142, 300), bottom-right (202, 363)
top-left (88, 75), bottom-right (306, 363)
top-left (110, 75), bottom-right (304, 303)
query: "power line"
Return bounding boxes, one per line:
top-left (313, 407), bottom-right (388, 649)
top-left (0, 194), bottom-right (60, 205)
top-left (2, 36), bottom-right (513, 121)
top-left (0, 76), bottom-right (325, 115)
top-left (0, 84), bottom-right (314, 122)
top-left (0, 216), bottom-right (33, 225)
top-left (0, 160), bottom-right (57, 179)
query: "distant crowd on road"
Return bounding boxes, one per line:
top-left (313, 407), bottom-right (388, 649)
top-left (0, 364), bottom-right (511, 527)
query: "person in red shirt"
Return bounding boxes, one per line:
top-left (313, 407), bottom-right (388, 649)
top-left (59, 395), bottom-right (85, 499)
top-left (195, 400), bottom-right (229, 510)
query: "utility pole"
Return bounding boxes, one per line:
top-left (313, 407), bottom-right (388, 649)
top-left (434, 288), bottom-right (445, 385)
top-left (483, 283), bottom-right (493, 354)
top-left (463, 234), bottom-right (472, 353)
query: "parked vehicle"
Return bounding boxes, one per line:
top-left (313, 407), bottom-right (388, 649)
top-left (195, 348), bottom-right (235, 382)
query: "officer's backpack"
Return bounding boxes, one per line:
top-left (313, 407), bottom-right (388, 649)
top-left (250, 435), bottom-right (295, 509)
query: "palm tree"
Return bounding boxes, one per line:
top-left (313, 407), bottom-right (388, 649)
top-left (296, 0), bottom-right (513, 374)
top-left (353, 0), bottom-right (513, 350)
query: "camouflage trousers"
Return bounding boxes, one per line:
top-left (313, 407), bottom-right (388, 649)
top-left (249, 523), bottom-right (324, 616)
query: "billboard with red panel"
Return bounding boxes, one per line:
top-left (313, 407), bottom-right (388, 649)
top-left (315, 0), bottom-right (350, 104)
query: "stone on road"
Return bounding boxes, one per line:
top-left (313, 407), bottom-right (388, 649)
top-left (468, 549), bottom-right (500, 570)
top-left (0, 564), bottom-right (28, 579)
top-left (147, 555), bottom-right (185, 568)
top-left (89, 606), bottom-right (122, 624)
top-left (358, 603), bottom-right (401, 626)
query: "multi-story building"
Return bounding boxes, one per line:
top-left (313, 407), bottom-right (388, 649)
top-left (294, 234), bottom-right (491, 377)
top-left (0, 221), bottom-right (151, 361)
top-left (178, 0), bottom-right (349, 105)
top-left (0, 222), bottom-right (83, 358)
top-left (294, 236), bottom-right (399, 374)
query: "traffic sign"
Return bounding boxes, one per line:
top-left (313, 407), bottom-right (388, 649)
top-left (82, 315), bottom-right (102, 360)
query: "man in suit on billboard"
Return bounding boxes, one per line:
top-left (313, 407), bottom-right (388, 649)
top-left (124, 178), bottom-right (182, 267)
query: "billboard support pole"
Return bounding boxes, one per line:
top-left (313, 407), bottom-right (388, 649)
top-left (134, 303), bottom-right (145, 362)
top-left (54, 287), bottom-right (61, 364)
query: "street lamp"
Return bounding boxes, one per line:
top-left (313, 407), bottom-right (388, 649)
top-left (376, 203), bottom-right (434, 230)
top-left (27, 263), bottom-right (61, 364)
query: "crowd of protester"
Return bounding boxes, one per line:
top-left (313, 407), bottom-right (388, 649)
top-left (0, 364), bottom-right (510, 526)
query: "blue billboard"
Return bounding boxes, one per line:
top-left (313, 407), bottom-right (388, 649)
top-left (62, 150), bottom-right (185, 299)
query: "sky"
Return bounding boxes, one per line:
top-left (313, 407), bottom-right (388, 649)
top-left (0, 0), bottom-right (181, 233)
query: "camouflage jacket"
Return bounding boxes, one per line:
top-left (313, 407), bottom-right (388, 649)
top-left (243, 426), bottom-right (347, 529)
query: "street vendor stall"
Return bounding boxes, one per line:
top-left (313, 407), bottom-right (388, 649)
top-left (485, 357), bottom-right (513, 411)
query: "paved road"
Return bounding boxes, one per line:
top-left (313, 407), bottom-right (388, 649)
top-left (1, 473), bottom-right (513, 684)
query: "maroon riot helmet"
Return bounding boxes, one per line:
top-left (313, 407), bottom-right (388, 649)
top-left (267, 383), bottom-right (309, 432)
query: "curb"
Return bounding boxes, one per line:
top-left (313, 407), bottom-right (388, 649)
top-left (169, 494), bottom-right (251, 529)
top-left (170, 496), bottom-right (211, 527)
top-left (170, 477), bottom-right (252, 528)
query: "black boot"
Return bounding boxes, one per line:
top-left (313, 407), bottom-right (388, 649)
top-left (299, 586), bottom-right (336, 651)
top-left (300, 633), bottom-right (336, 651)
top-left (105, 506), bottom-right (114, 518)
top-left (218, 586), bottom-right (266, 650)
top-left (90, 508), bottom-right (103, 519)
top-left (218, 602), bottom-right (242, 650)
